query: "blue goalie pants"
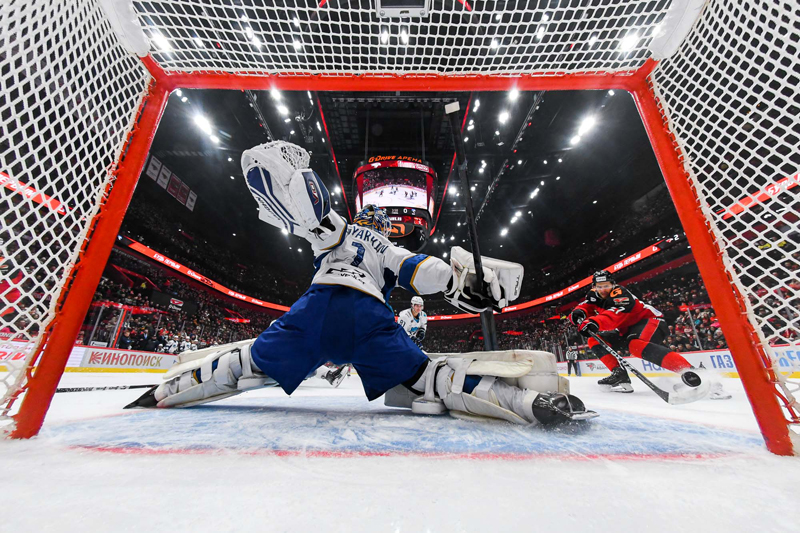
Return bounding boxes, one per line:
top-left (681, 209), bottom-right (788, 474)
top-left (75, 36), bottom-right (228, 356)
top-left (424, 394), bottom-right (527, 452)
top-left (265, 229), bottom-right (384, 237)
top-left (250, 284), bottom-right (429, 401)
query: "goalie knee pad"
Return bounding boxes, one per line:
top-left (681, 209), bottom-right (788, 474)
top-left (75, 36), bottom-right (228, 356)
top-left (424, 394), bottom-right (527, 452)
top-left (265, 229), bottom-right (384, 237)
top-left (154, 342), bottom-right (275, 408)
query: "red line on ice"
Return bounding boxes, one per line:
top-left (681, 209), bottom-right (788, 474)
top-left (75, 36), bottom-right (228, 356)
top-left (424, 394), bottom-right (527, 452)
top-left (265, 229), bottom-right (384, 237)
top-left (69, 445), bottom-right (730, 462)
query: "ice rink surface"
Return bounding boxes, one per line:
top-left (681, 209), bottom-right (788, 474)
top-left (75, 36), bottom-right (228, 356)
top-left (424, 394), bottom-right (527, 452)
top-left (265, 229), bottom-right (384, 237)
top-left (2, 372), bottom-right (798, 533)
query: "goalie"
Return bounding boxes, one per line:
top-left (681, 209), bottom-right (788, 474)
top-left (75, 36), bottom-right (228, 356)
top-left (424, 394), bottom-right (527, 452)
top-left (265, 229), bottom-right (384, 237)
top-left (127, 142), bottom-right (595, 425)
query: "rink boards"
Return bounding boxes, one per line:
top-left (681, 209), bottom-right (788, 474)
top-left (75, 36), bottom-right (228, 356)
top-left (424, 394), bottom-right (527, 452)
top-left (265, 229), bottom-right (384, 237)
top-left (3, 339), bottom-right (798, 380)
top-left (558, 345), bottom-right (800, 379)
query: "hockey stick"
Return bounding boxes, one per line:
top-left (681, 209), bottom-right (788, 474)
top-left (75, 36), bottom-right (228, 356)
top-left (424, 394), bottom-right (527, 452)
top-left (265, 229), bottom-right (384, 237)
top-left (445, 101), bottom-right (499, 351)
top-left (56, 384), bottom-right (157, 394)
top-left (586, 331), bottom-right (672, 403)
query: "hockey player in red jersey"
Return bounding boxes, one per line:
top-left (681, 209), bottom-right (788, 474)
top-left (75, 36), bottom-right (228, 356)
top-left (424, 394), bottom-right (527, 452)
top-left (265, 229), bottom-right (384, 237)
top-left (569, 270), bottom-right (707, 397)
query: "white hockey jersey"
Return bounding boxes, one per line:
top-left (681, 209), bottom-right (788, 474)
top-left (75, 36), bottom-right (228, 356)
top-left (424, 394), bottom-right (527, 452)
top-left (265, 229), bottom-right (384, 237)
top-left (309, 213), bottom-right (452, 303)
top-left (398, 308), bottom-right (428, 338)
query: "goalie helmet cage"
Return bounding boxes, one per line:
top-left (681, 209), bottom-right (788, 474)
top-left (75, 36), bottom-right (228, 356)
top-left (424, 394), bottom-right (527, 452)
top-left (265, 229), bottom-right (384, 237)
top-left (1, 0), bottom-right (797, 454)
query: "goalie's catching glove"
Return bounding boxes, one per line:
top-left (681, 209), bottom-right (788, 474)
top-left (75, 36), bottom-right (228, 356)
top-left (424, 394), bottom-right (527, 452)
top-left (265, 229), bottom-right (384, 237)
top-left (242, 141), bottom-right (343, 246)
top-left (443, 246), bottom-right (523, 314)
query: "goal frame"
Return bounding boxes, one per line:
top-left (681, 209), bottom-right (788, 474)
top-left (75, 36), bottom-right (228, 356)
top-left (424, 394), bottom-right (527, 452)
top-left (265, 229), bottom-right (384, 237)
top-left (7, 54), bottom-right (796, 457)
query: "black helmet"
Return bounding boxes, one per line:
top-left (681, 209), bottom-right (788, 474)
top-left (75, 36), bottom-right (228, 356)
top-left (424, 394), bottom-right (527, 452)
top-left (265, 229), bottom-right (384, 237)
top-left (592, 270), bottom-right (614, 285)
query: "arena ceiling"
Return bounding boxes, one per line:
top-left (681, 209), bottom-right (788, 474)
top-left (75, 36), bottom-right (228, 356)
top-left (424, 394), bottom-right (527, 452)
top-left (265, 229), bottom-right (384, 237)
top-left (135, 86), bottom-right (678, 298)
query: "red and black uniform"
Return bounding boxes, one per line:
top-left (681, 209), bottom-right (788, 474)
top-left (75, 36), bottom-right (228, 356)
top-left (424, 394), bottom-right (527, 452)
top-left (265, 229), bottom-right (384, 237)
top-left (569, 286), bottom-right (692, 373)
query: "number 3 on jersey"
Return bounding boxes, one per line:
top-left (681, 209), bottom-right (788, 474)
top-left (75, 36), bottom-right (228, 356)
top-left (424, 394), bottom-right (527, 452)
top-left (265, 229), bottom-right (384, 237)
top-left (350, 242), bottom-right (366, 267)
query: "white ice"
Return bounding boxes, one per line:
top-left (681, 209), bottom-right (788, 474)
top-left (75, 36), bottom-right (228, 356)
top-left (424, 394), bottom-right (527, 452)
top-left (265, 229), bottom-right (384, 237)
top-left (2, 372), bottom-right (798, 533)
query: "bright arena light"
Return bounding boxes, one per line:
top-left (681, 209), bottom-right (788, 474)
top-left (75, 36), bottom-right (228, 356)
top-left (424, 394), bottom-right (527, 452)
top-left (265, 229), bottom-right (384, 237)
top-left (571, 135), bottom-right (581, 145)
top-left (194, 114), bottom-right (212, 134)
top-left (500, 228), bottom-right (508, 236)
top-left (578, 116), bottom-right (596, 135)
top-left (277, 105), bottom-right (289, 115)
top-left (509, 88), bottom-right (519, 101)
top-left (498, 111), bottom-right (509, 124)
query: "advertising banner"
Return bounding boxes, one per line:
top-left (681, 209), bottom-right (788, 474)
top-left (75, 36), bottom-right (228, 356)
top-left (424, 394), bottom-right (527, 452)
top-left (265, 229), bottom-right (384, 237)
top-left (80, 348), bottom-right (177, 371)
top-left (1, 171), bottom-right (68, 216)
top-left (125, 239), bottom-right (290, 312)
top-left (568, 345), bottom-right (799, 379)
top-left (1, 340), bottom-right (178, 372)
top-left (148, 290), bottom-right (198, 316)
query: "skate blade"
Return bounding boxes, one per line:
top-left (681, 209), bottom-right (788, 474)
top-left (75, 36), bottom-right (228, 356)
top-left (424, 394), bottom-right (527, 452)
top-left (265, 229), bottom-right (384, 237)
top-left (569, 410), bottom-right (600, 421)
top-left (609, 383), bottom-right (634, 393)
top-left (708, 392), bottom-right (733, 400)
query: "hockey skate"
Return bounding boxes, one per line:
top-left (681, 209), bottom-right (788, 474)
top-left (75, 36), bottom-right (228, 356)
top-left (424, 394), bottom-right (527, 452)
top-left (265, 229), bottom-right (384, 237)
top-left (323, 364), bottom-right (348, 388)
top-left (598, 367), bottom-right (633, 393)
top-left (531, 392), bottom-right (598, 424)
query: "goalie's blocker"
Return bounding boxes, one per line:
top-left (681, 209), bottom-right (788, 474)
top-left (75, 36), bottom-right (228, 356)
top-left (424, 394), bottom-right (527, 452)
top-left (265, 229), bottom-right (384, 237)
top-left (444, 246), bottom-right (523, 314)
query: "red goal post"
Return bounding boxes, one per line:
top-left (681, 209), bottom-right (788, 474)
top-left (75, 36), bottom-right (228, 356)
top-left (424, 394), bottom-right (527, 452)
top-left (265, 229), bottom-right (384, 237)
top-left (1, 1), bottom-right (797, 455)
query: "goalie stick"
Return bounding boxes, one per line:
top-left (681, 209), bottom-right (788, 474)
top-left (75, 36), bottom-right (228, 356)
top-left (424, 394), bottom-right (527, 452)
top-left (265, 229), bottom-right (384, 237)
top-left (445, 101), bottom-right (499, 350)
top-left (586, 331), bottom-right (674, 403)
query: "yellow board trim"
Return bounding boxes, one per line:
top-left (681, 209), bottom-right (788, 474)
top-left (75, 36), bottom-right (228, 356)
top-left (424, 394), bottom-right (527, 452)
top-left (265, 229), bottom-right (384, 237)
top-left (63, 367), bottom-right (169, 374)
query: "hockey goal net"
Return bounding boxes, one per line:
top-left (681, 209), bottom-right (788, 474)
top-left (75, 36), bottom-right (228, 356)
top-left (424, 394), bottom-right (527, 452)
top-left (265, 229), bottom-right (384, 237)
top-left (1, 0), bottom-right (798, 454)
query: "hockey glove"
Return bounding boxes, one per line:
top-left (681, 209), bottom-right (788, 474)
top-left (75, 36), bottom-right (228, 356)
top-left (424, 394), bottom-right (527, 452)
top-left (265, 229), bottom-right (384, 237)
top-left (443, 246), bottom-right (523, 313)
top-left (569, 308), bottom-right (586, 326)
top-left (444, 265), bottom-right (503, 313)
top-left (242, 141), bottom-right (336, 240)
top-left (578, 319), bottom-right (600, 337)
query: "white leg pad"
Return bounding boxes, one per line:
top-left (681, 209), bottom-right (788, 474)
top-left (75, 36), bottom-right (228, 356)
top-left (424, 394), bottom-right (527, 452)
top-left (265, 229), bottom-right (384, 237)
top-left (155, 343), bottom-right (275, 408)
top-left (406, 350), bottom-right (566, 424)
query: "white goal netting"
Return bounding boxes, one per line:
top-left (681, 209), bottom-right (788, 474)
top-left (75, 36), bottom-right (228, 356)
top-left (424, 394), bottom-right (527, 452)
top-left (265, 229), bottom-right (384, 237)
top-left (652, 1), bottom-right (799, 428)
top-left (1, 0), bottom-right (798, 445)
top-left (0, 0), bottom-right (151, 431)
top-left (134, 0), bottom-right (671, 76)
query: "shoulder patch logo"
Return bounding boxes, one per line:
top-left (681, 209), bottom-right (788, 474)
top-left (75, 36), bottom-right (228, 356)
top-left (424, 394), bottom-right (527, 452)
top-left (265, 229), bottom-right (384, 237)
top-left (610, 287), bottom-right (622, 297)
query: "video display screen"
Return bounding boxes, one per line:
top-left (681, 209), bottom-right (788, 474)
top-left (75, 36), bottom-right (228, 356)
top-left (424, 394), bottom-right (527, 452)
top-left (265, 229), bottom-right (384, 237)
top-left (361, 167), bottom-right (428, 210)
